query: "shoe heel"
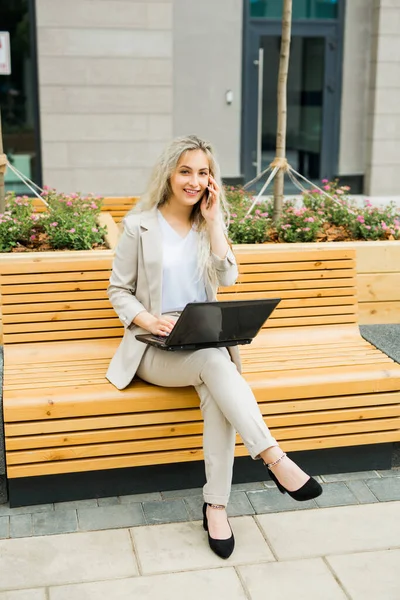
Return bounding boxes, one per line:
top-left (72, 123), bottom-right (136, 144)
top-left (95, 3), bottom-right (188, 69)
top-left (268, 469), bottom-right (286, 494)
top-left (202, 502), bottom-right (208, 531)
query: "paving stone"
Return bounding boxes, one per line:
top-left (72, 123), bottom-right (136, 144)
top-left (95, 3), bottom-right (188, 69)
top-left (131, 516), bottom-right (274, 574)
top-left (231, 481), bottom-right (266, 492)
top-left (327, 549), bottom-right (400, 600)
top-left (314, 482), bottom-right (358, 508)
top-left (320, 471), bottom-right (379, 483)
top-left (0, 590), bottom-right (47, 599)
top-left (143, 499), bottom-right (189, 525)
top-left (376, 469), bottom-right (400, 478)
top-left (364, 476), bottom-right (400, 501)
top-left (0, 516), bottom-right (9, 539)
top-left (184, 491), bottom-right (255, 521)
top-left (256, 502), bottom-right (400, 560)
top-left (10, 513), bottom-right (32, 538)
top-left (33, 509), bottom-right (78, 536)
top-left (119, 492), bottom-right (162, 504)
top-left (0, 503), bottom-right (54, 516)
top-left (49, 568), bottom-right (247, 600)
top-left (345, 480), bottom-right (379, 504)
top-left (238, 558), bottom-right (347, 600)
top-left (247, 488), bottom-right (318, 513)
top-left (97, 496), bottom-right (120, 507)
top-left (0, 529), bottom-right (138, 590)
top-left (161, 486), bottom-right (203, 499)
top-left (54, 498), bottom-right (98, 511)
top-left (78, 504), bottom-right (145, 531)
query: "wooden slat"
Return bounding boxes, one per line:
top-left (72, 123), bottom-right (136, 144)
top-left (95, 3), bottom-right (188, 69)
top-left (3, 280), bottom-right (108, 294)
top-left (1, 270), bottom-right (112, 285)
top-left (3, 327), bottom-right (123, 344)
top-left (236, 259), bottom-right (355, 274)
top-left (359, 302), bottom-right (400, 325)
top-left (263, 314), bottom-right (357, 328)
top-left (1, 299), bottom-right (111, 315)
top-left (0, 258), bottom-right (113, 275)
top-left (220, 279), bottom-right (355, 293)
top-left (235, 249), bottom-right (356, 263)
top-left (6, 430), bottom-right (400, 478)
top-left (2, 309), bottom-right (116, 324)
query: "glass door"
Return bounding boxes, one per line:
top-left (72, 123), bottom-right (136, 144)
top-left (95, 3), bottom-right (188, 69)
top-left (242, 19), bottom-right (341, 190)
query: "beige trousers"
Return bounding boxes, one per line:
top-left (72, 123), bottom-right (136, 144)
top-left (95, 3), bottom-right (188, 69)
top-left (136, 345), bottom-right (278, 506)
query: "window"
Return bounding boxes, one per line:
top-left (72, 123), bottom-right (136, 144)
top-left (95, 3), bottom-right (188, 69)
top-left (0, 0), bottom-right (40, 193)
top-left (250, 0), bottom-right (338, 20)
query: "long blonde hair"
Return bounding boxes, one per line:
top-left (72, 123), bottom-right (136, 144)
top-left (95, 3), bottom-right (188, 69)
top-left (134, 135), bottom-right (231, 288)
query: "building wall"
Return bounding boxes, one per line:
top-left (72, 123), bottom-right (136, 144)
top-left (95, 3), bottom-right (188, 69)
top-left (172, 0), bottom-right (243, 177)
top-left (338, 0), bottom-right (374, 177)
top-left (36, 0), bottom-right (173, 195)
top-left (365, 0), bottom-right (400, 196)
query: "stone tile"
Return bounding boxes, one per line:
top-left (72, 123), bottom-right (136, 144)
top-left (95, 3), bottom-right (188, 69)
top-left (10, 513), bottom-right (32, 538)
top-left (49, 568), bottom-right (247, 600)
top-left (321, 471), bottom-right (379, 483)
top-left (54, 498), bottom-right (98, 511)
top-left (0, 530), bottom-right (138, 590)
top-left (33, 509), bottom-right (78, 536)
top-left (97, 496), bottom-right (120, 507)
top-left (248, 488), bottom-right (318, 514)
top-left (231, 481), bottom-right (266, 492)
top-left (131, 516), bottom-right (275, 574)
top-left (345, 480), bottom-right (379, 504)
top-left (161, 487), bottom-right (203, 499)
top-left (78, 504), bottom-right (145, 531)
top-left (142, 499), bottom-right (189, 525)
top-left (119, 492), bottom-right (162, 504)
top-left (0, 503), bottom-right (54, 516)
top-left (184, 492), bottom-right (255, 521)
top-left (0, 516), bottom-right (9, 539)
top-left (314, 483), bottom-right (358, 508)
top-left (238, 558), bottom-right (347, 600)
top-left (327, 549), bottom-right (400, 600)
top-left (0, 590), bottom-right (47, 599)
top-left (256, 501), bottom-right (400, 560)
top-left (376, 469), bottom-right (400, 478)
top-left (365, 477), bottom-right (400, 501)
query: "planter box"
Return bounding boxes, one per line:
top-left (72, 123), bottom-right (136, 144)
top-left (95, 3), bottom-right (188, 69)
top-left (235, 241), bottom-right (400, 325)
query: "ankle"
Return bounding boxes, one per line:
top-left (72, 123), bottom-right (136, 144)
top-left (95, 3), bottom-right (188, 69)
top-left (261, 445), bottom-right (285, 466)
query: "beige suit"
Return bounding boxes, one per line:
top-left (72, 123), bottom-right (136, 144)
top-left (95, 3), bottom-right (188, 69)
top-left (106, 207), bottom-right (241, 390)
top-left (106, 207), bottom-right (277, 506)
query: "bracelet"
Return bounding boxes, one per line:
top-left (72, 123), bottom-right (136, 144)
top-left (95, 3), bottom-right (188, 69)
top-left (266, 452), bottom-right (287, 469)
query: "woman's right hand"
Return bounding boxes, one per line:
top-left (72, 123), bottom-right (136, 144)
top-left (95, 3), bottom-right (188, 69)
top-left (133, 311), bottom-right (177, 336)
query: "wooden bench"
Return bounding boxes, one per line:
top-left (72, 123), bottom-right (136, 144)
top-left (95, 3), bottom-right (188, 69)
top-left (1, 247), bottom-right (400, 507)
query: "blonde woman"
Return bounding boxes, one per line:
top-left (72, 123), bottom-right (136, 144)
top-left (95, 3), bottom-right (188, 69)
top-left (106, 135), bottom-right (322, 559)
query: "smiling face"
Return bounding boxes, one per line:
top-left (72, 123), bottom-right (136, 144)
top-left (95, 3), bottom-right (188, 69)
top-left (169, 149), bottom-right (210, 208)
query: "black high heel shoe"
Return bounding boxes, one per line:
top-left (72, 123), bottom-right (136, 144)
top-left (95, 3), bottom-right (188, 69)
top-left (202, 502), bottom-right (235, 559)
top-left (266, 453), bottom-right (323, 501)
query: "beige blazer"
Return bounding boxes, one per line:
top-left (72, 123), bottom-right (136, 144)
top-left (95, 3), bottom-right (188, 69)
top-left (106, 208), bottom-right (241, 390)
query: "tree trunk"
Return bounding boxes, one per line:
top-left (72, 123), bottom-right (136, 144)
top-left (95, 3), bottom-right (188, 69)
top-left (0, 108), bottom-right (5, 213)
top-left (273, 0), bottom-right (293, 224)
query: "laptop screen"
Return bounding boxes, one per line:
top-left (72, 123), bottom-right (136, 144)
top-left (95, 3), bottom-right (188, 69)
top-left (168, 299), bottom-right (280, 345)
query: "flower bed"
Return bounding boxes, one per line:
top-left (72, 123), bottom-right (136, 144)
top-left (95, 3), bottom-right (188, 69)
top-left (0, 189), bottom-right (108, 252)
top-left (226, 180), bottom-right (400, 244)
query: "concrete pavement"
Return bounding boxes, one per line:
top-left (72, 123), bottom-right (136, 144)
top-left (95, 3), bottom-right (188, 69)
top-left (0, 500), bottom-right (399, 599)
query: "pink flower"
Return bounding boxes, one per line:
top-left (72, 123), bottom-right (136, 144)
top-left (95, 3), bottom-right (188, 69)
top-left (304, 217), bottom-right (314, 223)
top-left (90, 202), bottom-right (97, 209)
top-left (322, 179), bottom-right (329, 184)
top-left (71, 193), bottom-right (78, 199)
top-left (260, 212), bottom-right (269, 217)
top-left (317, 210), bottom-right (324, 215)
top-left (30, 234), bottom-right (36, 241)
top-left (50, 222), bottom-right (58, 227)
top-left (336, 189), bottom-right (344, 195)
top-left (91, 227), bottom-right (98, 233)
top-left (231, 213), bottom-right (237, 218)
top-left (303, 227), bottom-right (310, 231)
top-left (342, 186), bottom-right (350, 191)
top-left (255, 209), bottom-right (261, 215)
top-left (69, 228), bottom-right (76, 233)
top-left (323, 185), bottom-right (330, 191)
top-left (381, 222), bottom-right (388, 230)
top-left (365, 225), bottom-right (371, 230)
top-left (356, 215), bottom-right (365, 223)
top-left (66, 201), bottom-right (73, 207)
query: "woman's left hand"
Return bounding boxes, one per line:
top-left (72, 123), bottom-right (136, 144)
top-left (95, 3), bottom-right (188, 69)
top-left (200, 175), bottom-right (221, 224)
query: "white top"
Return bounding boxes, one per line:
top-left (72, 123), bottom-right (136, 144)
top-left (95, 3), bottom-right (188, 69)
top-left (157, 210), bottom-right (207, 313)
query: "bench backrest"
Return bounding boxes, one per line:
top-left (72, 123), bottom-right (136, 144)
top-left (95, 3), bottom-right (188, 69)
top-left (31, 197), bottom-right (139, 222)
top-left (0, 247), bottom-right (357, 345)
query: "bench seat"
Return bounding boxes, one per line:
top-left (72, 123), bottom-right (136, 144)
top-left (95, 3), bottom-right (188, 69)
top-left (1, 245), bottom-right (399, 503)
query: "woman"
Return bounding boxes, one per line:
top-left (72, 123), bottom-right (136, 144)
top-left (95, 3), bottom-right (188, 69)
top-left (106, 135), bottom-right (322, 559)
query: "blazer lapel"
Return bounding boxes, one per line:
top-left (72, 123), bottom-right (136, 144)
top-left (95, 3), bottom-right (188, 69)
top-left (140, 209), bottom-right (163, 315)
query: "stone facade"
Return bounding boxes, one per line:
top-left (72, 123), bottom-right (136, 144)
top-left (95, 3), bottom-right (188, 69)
top-left (36, 0), bottom-right (173, 195)
top-left (365, 0), bottom-right (400, 195)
